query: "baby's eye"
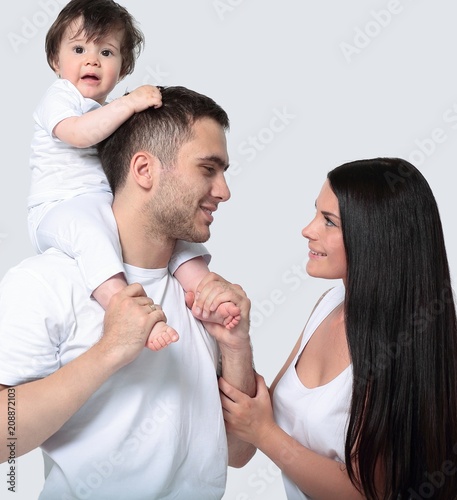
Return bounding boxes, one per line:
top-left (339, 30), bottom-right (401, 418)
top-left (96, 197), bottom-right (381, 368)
top-left (101, 49), bottom-right (112, 57)
top-left (74, 46), bottom-right (84, 54)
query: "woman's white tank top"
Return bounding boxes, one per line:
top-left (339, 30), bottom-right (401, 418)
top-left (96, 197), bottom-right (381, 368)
top-left (272, 285), bottom-right (352, 499)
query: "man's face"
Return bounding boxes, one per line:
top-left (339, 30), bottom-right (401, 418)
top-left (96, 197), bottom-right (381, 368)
top-left (147, 117), bottom-right (231, 243)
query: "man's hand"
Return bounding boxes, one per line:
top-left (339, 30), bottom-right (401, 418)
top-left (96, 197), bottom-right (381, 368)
top-left (189, 273), bottom-right (251, 350)
top-left (219, 373), bottom-right (275, 448)
top-left (0, 282), bottom-right (168, 462)
top-left (98, 283), bottom-right (167, 369)
top-left (189, 273), bottom-right (256, 467)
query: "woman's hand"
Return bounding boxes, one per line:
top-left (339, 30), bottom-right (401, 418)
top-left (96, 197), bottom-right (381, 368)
top-left (219, 372), bottom-right (277, 448)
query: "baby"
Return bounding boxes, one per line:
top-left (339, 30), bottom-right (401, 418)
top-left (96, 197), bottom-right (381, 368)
top-left (28, 0), bottom-right (240, 350)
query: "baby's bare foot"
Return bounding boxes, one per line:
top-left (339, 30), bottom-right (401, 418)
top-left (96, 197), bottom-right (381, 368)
top-left (193, 301), bottom-right (241, 330)
top-left (146, 321), bottom-right (179, 351)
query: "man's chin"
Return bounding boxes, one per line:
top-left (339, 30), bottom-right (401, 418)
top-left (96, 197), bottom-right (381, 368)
top-left (193, 234), bottom-right (210, 243)
top-left (181, 230), bottom-right (210, 244)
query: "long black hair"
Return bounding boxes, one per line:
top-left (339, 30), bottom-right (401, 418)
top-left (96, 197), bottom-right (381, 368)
top-left (328, 158), bottom-right (457, 499)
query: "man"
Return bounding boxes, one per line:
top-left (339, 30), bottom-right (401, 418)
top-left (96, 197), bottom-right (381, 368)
top-left (0, 86), bottom-right (256, 499)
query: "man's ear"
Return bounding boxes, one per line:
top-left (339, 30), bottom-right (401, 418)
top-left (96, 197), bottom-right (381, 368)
top-left (130, 151), bottom-right (160, 189)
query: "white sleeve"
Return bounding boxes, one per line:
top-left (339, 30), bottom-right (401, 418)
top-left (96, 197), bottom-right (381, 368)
top-left (0, 266), bottom-right (64, 386)
top-left (34, 79), bottom-right (99, 138)
top-left (168, 240), bottom-right (211, 275)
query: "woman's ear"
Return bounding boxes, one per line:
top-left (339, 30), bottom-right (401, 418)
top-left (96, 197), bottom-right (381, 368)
top-left (130, 151), bottom-right (160, 189)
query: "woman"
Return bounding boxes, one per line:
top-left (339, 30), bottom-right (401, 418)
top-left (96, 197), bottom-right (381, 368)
top-left (220, 158), bottom-right (457, 499)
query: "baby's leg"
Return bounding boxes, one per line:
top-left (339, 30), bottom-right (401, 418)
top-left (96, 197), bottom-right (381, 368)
top-left (95, 278), bottom-right (179, 351)
top-left (31, 193), bottom-right (125, 295)
top-left (92, 273), bottom-right (127, 310)
top-left (145, 320), bottom-right (179, 351)
top-left (95, 276), bottom-right (179, 351)
top-left (32, 195), bottom-right (179, 343)
top-left (173, 254), bottom-right (241, 329)
top-left (92, 274), bottom-right (179, 351)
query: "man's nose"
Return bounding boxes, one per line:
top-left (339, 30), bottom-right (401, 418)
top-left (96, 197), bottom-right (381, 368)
top-left (213, 174), bottom-right (231, 202)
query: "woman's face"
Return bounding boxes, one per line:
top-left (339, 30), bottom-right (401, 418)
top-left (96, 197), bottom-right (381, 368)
top-left (302, 179), bottom-right (347, 282)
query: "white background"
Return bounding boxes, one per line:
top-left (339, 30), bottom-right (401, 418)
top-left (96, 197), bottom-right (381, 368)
top-left (1, 1), bottom-right (457, 499)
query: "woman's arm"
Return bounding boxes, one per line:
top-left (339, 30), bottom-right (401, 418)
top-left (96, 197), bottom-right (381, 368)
top-left (220, 373), bottom-right (363, 499)
top-left (219, 288), bottom-right (364, 498)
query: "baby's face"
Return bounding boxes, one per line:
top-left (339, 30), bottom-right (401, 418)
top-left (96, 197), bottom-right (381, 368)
top-left (53, 17), bottom-right (124, 105)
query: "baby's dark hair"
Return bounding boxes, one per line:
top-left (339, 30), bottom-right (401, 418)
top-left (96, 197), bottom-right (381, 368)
top-left (45, 0), bottom-right (144, 78)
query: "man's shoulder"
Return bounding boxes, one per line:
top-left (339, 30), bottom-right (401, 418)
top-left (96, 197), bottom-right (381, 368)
top-left (11, 248), bottom-right (76, 268)
top-left (2, 249), bottom-right (79, 287)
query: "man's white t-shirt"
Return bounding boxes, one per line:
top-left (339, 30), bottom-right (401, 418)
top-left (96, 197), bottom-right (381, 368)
top-left (0, 249), bottom-right (227, 499)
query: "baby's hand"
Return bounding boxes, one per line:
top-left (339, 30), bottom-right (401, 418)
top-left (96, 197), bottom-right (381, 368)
top-left (125, 85), bottom-right (163, 113)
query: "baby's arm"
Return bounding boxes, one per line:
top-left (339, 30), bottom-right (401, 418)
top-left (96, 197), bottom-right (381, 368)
top-left (174, 257), bottom-right (241, 329)
top-left (53, 85), bottom-right (162, 148)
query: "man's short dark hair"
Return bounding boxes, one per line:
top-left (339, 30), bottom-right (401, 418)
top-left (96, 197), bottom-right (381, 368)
top-left (97, 86), bottom-right (230, 194)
